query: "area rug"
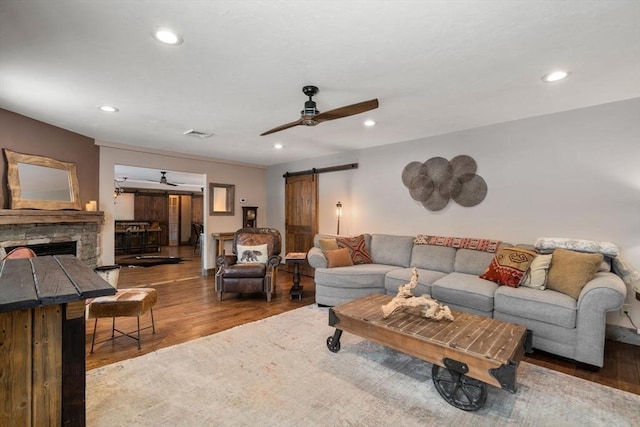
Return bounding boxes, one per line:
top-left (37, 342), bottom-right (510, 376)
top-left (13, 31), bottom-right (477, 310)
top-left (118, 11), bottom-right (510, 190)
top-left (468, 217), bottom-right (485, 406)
top-left (86, 305), bottom-right (639, 426)
top-left (116, 256), bottom-right (184, 267)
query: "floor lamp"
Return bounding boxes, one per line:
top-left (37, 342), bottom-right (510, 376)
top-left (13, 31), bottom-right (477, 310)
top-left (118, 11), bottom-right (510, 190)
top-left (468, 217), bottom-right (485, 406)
top-left (336, 201), bottom-right (342, 235)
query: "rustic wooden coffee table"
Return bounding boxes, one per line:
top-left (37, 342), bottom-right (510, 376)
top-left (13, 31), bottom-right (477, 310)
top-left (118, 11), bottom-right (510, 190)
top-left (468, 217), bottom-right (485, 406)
top-left (327, 293), bottom-right (531, 411)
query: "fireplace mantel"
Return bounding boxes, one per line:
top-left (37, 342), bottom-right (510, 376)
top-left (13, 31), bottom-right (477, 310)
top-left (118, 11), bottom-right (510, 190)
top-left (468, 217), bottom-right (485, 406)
top-left (0, 209), bottom-right (104, 266)
top-left (0, 209), bottom-right (103, 225)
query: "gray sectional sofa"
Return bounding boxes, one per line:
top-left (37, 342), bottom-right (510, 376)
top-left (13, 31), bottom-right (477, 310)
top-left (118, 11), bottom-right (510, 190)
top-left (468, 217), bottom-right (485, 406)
top-left (307, 233), bottom-right (627, 368)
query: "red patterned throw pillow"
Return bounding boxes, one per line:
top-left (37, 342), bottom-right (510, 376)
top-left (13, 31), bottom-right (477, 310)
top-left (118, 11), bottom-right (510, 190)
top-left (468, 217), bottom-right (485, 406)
top-left (336, 235), bottom-right (373, 265)
top-left (480, 247), bottom-right (537, 287)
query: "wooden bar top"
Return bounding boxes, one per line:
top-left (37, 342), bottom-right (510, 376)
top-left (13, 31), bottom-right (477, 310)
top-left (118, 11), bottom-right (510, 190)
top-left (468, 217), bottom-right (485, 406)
top-left (0, 255), bottom-right (116, 313)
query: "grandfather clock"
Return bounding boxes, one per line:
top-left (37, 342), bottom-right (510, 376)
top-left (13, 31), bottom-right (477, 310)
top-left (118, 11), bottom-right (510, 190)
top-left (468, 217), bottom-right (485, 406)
top-left (242, 206), bottom-right (258, 228)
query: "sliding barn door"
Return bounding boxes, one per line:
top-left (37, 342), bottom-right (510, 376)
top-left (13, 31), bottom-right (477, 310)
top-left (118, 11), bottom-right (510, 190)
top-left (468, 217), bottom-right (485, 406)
top-left (285, 174), bottom-right (318, 277)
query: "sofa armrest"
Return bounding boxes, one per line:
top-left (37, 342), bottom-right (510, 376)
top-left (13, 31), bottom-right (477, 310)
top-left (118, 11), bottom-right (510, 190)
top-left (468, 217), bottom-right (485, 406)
top-left (577, 272), bottom-right (626, 310)
top-left (307, 247), bottom-right (327, 269)
top-left (574, 272), bottom-right (627, 366)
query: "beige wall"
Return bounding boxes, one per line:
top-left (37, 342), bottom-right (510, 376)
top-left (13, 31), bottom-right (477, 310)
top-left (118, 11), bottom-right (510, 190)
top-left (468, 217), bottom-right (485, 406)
top-left (0, 108), bottom-right (99, 208)
top-left (0, 109), bottom-right (267, 272)
top-left (267, 98), bottom-right (640, 329)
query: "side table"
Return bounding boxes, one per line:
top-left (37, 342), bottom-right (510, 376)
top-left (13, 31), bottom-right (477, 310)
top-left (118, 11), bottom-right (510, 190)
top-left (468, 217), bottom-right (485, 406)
top-left (285, 252), bottom-right (307, 300)
top-left (211, 232), bottom-right (235, 265)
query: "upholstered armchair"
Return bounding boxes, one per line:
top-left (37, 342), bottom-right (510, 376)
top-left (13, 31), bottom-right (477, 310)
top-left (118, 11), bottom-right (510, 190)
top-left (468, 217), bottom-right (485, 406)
top-left (215, 228), bottom-right (282, 302)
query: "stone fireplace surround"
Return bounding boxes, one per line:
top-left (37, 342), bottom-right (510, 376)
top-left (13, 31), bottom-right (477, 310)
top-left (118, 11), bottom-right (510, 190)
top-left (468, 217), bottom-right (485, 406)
top-left (0, 209), bottom-right (104, 267)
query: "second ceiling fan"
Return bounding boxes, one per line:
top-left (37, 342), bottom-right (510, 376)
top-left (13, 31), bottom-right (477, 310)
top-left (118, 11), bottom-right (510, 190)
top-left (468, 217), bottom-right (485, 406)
top-left (260, 85), bottom-right (379, 136)
top-left (150, 171), bottom-right (178, 186)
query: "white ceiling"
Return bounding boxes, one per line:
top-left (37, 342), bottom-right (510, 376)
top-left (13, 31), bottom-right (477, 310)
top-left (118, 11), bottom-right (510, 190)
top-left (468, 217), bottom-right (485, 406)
top-left (1, 0), bottom-right (639, 174)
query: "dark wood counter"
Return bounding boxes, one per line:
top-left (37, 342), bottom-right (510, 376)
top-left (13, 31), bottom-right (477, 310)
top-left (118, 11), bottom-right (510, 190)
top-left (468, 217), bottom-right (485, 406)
top-left (0, 255), bottom-right (116, 426)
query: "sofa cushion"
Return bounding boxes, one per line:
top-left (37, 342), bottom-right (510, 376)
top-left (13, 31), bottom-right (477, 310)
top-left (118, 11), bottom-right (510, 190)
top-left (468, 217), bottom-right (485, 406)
top-left (384, 268), bottom-right (447, 297)
top-left (337, 235), bottom-right (373, 265)
top-left (370, 234), bottom-right (414, 267)
top-left (480, 247), bottom-right (537, 287)
top-left (222, 263), bottom-right (266, 278)
top-left (314, 264), bottom-right (396, 289)
top-left (410, 245), bottom-right (456, 273)
top-left (431, 272), bottom-right (498, 313)
top-left (494, 285), bottom-right (577, 329)
top-left (547, 249), bottom-right (604, 299)
top-left (325, 248), bottom-right (353, 268)
top-left (454, 248), bottom-right (503, 275)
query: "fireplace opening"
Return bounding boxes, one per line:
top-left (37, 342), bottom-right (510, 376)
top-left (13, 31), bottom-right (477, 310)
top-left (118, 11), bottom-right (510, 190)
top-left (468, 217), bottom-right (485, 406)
top-left (7, 241), bottom-right (77, 257)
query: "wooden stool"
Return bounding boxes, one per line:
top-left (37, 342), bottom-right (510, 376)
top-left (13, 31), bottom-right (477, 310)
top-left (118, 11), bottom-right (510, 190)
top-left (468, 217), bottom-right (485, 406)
top-left (88, 288), bottom-right (157, 353)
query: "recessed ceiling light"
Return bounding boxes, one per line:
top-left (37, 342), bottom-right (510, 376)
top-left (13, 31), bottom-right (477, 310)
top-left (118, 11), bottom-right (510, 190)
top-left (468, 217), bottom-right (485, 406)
top-left (364, 119), bottom-right (376, 127)
top-left (152, 28), bottom-right (183, 45)
top-left (542, 70), bottom-right (570, 83)
top-left (274, 143), bottom-right (284, 149)
top-left (99, 105), bottom-right (119, 113)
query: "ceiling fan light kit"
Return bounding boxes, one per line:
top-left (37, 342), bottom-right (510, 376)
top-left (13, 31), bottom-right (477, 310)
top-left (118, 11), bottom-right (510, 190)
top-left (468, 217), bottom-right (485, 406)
top-left (302, 85), bottom-right (320, 122)
top-left (261, 85), bottom-right (379, 136)
top-left (158, 171), bottom-right (178, 186)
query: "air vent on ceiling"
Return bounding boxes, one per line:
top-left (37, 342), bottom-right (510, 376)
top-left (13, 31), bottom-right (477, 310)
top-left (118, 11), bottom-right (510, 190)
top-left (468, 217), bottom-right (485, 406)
top-left (183, 129), bottom-right (214, 138)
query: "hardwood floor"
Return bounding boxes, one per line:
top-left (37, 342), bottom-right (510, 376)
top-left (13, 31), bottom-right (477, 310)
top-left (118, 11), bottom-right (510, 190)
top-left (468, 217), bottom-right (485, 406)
top-left (87, 246), bottom-right (639, 395)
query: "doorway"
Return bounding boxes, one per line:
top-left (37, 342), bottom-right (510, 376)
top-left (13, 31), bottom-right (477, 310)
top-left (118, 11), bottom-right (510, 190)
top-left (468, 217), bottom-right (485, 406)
top-left (168, 195), bottom-right (180, 246)
top-left (113, 165), bottom-right (205, 256)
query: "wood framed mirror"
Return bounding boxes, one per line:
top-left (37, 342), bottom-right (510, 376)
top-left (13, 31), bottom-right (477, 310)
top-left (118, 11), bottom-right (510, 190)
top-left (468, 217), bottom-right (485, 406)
top-left (4, 149), bottom-right (82, 210)
top-left (209, 183), bottom-right (234, 216)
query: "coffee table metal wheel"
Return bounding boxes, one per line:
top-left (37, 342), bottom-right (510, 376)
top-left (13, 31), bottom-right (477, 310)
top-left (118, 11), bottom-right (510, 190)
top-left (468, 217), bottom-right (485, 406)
top-left (431, 364), bottom-right (487, 411)
top-left (326, 336), bottom-right (341, 353)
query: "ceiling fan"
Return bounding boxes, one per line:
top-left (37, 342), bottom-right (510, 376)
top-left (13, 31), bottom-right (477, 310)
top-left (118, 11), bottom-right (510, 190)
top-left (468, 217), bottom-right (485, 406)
top-left (260, 85), bottom-right (379, 136)
top-left (152, 171), bottom-right (178, 186)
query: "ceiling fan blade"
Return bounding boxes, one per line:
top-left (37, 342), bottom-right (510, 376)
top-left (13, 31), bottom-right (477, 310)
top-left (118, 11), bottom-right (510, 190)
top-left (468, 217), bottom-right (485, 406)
top-left (314, 99), bottom-right (379, 123)
top-left (165, 182), bottom-right (178, 186)
top-left (260, 117), bottom-right (305, 136)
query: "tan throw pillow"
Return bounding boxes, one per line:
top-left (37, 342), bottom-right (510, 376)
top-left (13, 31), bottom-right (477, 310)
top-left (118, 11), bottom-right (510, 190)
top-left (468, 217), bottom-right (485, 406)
top-left (521, 254), bottom-right (553, 290)
top-left (325, 248), bottom-right (354, 268)
top-left (480, 247), bottom-right (537, 287)
top-left (318, 238), bottom-right (339, 252)
top-left (547, 249), bottom-right (603, 299)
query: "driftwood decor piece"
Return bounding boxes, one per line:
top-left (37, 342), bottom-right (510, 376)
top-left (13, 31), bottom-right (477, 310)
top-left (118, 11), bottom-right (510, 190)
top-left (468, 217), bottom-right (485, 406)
top-left (4, 149), bottom-right (82, 210)
top-left (402, 155), bottom-right (487, 212)
top-left (381, 268), bottom-right (454, 321)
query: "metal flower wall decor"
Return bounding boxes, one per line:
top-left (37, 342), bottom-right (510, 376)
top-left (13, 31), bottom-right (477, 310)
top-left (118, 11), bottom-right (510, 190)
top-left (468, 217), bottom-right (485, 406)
top-left (402, 155), bottom-right (487, 212)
